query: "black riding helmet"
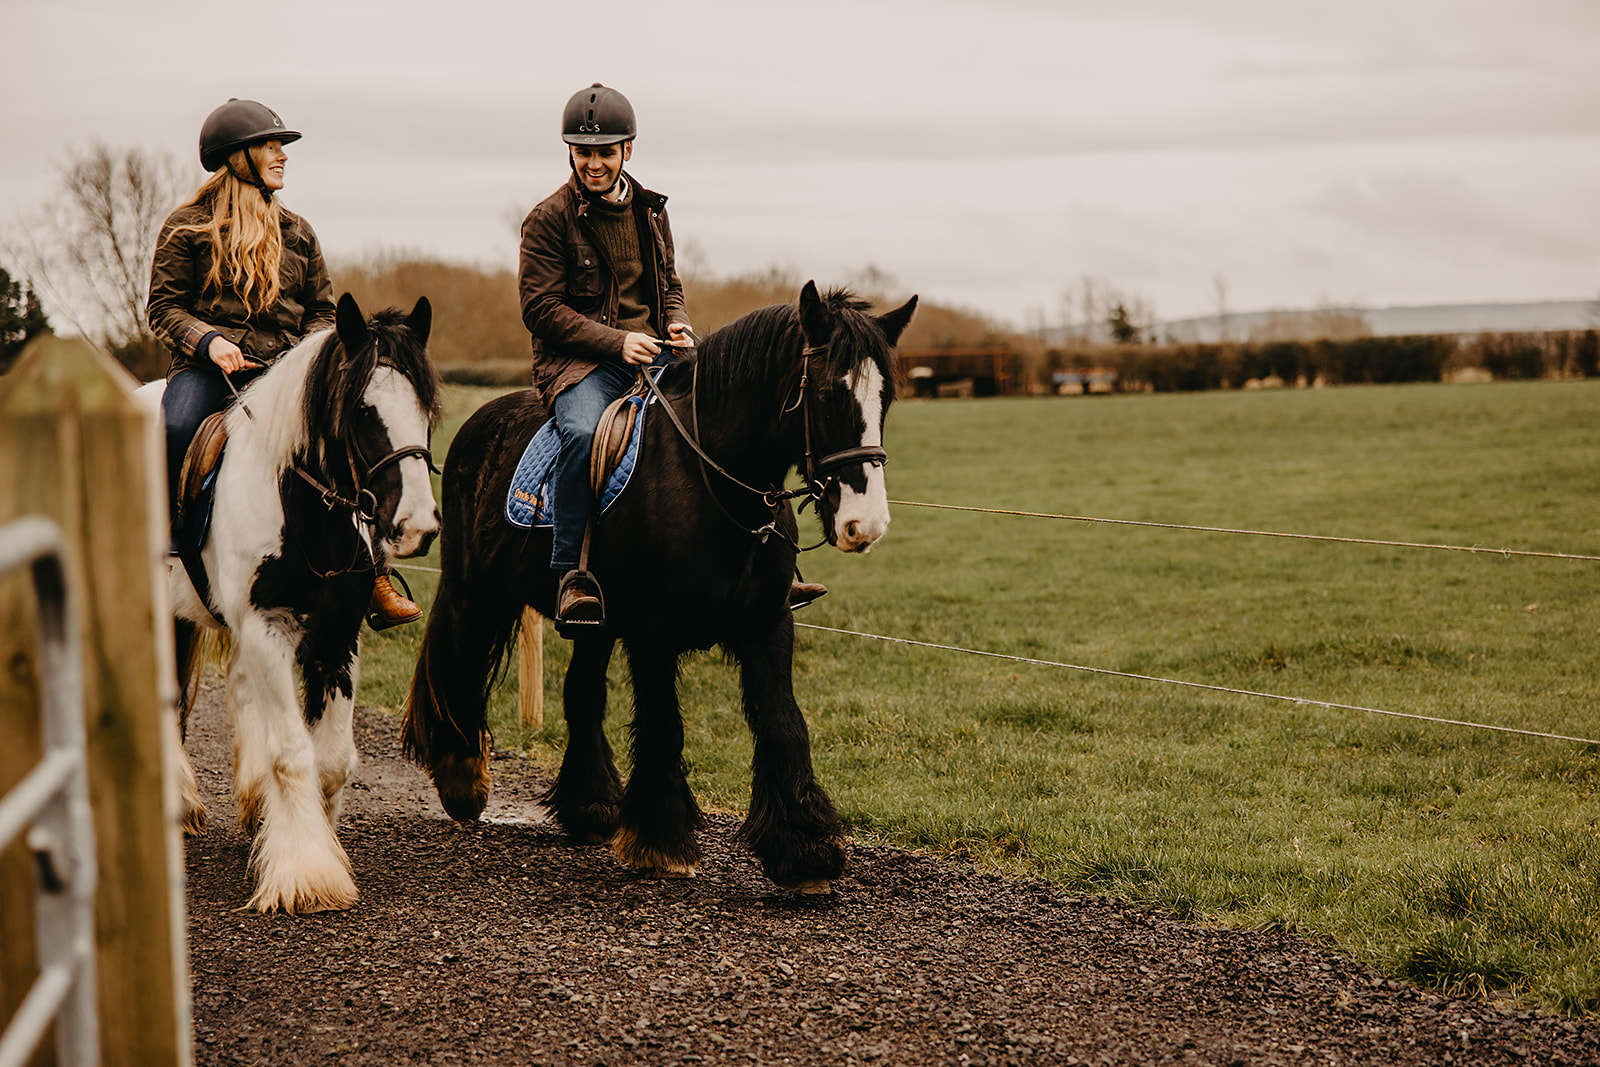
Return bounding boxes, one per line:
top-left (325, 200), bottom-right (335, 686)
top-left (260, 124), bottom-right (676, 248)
top-left (200, 99), bottom-right (300, 172)
top-left (200, 99), bottom-right (300, 203)
top-left (561, 83), bottom-right (635, 146)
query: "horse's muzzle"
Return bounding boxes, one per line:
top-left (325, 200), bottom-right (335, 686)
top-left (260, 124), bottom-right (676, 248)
top-left (834, 513), bottom-right (887, 553)
top-left (391, 509), bottom-right (441, 558)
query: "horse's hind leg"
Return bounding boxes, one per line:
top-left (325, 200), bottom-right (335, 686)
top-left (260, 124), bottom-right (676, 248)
top-left (545, 635), bottom-right (623, 842)
top-left (731, 616), bottom-right (847, 891)
top-left (611, 639), bottom-right (701, 876)
top-left (228, 613), bottom-right (356, 913)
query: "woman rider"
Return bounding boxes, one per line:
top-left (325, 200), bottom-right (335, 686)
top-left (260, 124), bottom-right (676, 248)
top-left (147, 98), bottom-right (419, 629)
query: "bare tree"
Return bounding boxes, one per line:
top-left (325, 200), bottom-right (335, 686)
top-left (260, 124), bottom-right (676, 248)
top-left (1059, 275), bottom-right (1157, 346)
top-left (1212, 273), bottom-right (1233, 343)
top-left (4, 143), bottom-right (187, 373)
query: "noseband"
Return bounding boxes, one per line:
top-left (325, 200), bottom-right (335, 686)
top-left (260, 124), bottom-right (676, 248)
top-left (641, 335), bottom-right (887, 550)
top-left (293, 440), bottom-right (436, 525)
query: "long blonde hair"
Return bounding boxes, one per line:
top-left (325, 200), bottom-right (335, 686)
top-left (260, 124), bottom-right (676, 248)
top-left (167, 143), bottom-right (285, 314)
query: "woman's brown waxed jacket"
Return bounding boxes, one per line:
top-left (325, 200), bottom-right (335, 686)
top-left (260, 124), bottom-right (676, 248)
top-left (147, 201), bottom-right (336, 377)
top-left (517, 172), bottom-right (688, 407)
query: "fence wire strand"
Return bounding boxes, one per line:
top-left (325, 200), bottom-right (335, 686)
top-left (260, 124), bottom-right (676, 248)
top-left (889, 499), bottom-right (1600, 562)
top-left (796, 623), bottom-right (1600, 747)
top-left (395, 492), bottom-right (1600, 745)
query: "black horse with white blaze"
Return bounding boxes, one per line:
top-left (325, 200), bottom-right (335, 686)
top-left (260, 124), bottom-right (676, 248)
top-left (404, 282), bottom-right (915, 891)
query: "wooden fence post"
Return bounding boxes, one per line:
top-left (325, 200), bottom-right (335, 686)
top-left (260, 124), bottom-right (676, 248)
top-left (0, 336), bottom-right (191, 1066)
top-left (517, 607), bottom-right (544, 730)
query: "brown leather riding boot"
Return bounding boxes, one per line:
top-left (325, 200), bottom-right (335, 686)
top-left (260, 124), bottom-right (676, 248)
top-left (368, 574), bottom-right (422, 631)
top-left (788, 580), bottom-right (828, 610)
top-left (555, 570), bottom-right (605, 633)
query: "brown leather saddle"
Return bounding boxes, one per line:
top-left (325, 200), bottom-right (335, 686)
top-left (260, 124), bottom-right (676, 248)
top-left (177, 410), bottom-right (229, 531)
top-left (588, 377), bottom-right (648, 501)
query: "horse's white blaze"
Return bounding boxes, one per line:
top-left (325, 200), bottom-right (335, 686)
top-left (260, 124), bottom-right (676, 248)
top-left (366, 366), bottom-right (439, 559)
top-left (832, 361), bottom-right (890, 552)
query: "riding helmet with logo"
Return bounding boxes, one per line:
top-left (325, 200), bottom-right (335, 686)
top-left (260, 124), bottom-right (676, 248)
top-left (199, 99), bottom-right (301, 172)
top-left (561, 83), bottom-right (636, 145)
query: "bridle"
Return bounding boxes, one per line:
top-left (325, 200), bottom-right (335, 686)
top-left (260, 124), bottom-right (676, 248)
top-left (640, 332), bottom-right (887, 551)
top-left (226, 357), bottom-right (437, 575)
top-left (292, 437), bottom-right (436, 528)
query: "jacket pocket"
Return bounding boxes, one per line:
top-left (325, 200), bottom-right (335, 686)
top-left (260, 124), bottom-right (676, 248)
top-left (567, 244), bottom-right (604, 302)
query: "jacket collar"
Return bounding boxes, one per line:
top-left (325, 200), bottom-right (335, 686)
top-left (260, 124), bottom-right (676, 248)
top-left (566, 170), bottom-right (666, 216)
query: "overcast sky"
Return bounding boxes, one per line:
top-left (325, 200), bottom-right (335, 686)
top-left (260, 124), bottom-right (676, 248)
top-left (4, 0), bottom-right (1598, 327)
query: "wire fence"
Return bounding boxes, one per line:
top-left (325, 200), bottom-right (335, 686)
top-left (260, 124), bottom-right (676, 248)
top-left (393, 494), bottom-right (1600, 745)
top-left (888, 499), bottom-right (1600, 563)
top-left (794, 623), bottom-right (1600, 747)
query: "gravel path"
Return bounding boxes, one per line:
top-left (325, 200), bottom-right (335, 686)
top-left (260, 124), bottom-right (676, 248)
top-left (183, 686), bottom-right (1600, 1065)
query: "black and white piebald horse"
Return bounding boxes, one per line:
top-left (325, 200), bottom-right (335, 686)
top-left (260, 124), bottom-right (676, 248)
top-left (142, 293), bottom-right (441, 913)
top-left (405, 282), bottom-right (914, 892)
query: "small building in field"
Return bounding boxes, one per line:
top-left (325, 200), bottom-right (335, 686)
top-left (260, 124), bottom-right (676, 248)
top-left (1051, 367), bottom-right (1119, 395)
top-left (896, 349), bottom-right (1019, 398)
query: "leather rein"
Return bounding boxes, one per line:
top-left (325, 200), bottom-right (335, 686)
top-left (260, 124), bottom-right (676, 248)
top-left (639, 332), bottom-right (887, 551)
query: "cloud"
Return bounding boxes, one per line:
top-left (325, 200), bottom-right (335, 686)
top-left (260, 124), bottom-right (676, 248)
top-left (1309, 171), bottom-right (1589, 263)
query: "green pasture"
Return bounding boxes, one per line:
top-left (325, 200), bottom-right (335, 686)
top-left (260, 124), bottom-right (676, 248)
top-left (362, 380), bottom-right (1600, 1014)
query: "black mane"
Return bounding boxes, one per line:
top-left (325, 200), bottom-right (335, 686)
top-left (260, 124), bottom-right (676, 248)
top-left (684, 287), bottom-right (899, 407)
top-left (304, 307), bottom-right (442, 449)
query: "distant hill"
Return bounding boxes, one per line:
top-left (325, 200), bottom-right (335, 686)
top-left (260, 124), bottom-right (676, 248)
top-left (1160, 300), bottom-right (1598, 343)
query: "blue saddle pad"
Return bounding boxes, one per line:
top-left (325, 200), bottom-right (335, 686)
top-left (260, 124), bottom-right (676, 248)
top-left (505, 394), bottom-right (650, 529)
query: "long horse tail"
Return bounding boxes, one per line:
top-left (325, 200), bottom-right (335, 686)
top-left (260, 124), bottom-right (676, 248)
top-left (175, 617), bottom-right (203, 732)
top-left (401, 549), bottom-right (522, 823)
top-left (174, 619), bottom-right (231, 731)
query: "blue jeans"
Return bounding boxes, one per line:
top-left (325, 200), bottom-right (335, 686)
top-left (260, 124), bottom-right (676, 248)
top-left (549, 357), bottom-right (662, 570)
top-left (162, 366), bottom-right (228, 508)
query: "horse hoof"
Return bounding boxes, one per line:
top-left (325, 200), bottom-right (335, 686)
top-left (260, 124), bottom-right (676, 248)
top-left (654, 865), bottom-right (698, 880)
top-left (611, 827), bottom-right (698, 878)
top-left (181, 802), bottom-right (209, 836)
top-left (431, 752), bottom-right (490, 822)
top-left (796, 880), bottom-right (832, 895)
top-left (246, 872), bottom-right (358, 915)
top-left (548, 799), bottom-right (621, 843)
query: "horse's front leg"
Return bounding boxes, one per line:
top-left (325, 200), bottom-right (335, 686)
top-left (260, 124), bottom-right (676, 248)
top-left (545, 635), bottom-right (623, 842)
top-left (730, 614), bottom-right (847, 891)
top-left (612, 639), bottom-right (701, 876)
top-left (304, 643), bottom-right (360, 828)
top-left (227, 611), bottom-right (357, 913)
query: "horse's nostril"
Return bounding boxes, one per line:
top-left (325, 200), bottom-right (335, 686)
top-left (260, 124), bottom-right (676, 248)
top-left (845, 520), bottom-right (861, 542)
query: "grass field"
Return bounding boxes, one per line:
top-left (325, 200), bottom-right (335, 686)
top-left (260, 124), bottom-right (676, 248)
top-left (361, 379), bottom-right (1600, 1014)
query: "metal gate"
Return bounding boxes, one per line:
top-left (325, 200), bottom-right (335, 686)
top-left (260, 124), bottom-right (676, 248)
top-left (0, 515), bottom-right (99, 1067)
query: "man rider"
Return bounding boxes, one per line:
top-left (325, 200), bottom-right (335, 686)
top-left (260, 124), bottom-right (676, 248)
top-left (518, 83), bottom-right (693, 630)
top-left (518, 83), bottom-right (826, 632)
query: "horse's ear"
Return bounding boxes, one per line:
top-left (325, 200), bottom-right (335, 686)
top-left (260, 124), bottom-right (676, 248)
top-left (406, 296), bottom-right (432, 346)
top-left (798, 280), bottom-right (830, 349)
top-left (335, 292), bottom-right (368, 356)
top-left (876, 295), bottom-right (918, 347)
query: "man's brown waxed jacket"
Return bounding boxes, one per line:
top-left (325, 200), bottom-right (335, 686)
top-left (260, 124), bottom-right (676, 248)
top-left (147, 202), bottom-right (336, 376)
top-left (518, 172), bottom-right (688, 407)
